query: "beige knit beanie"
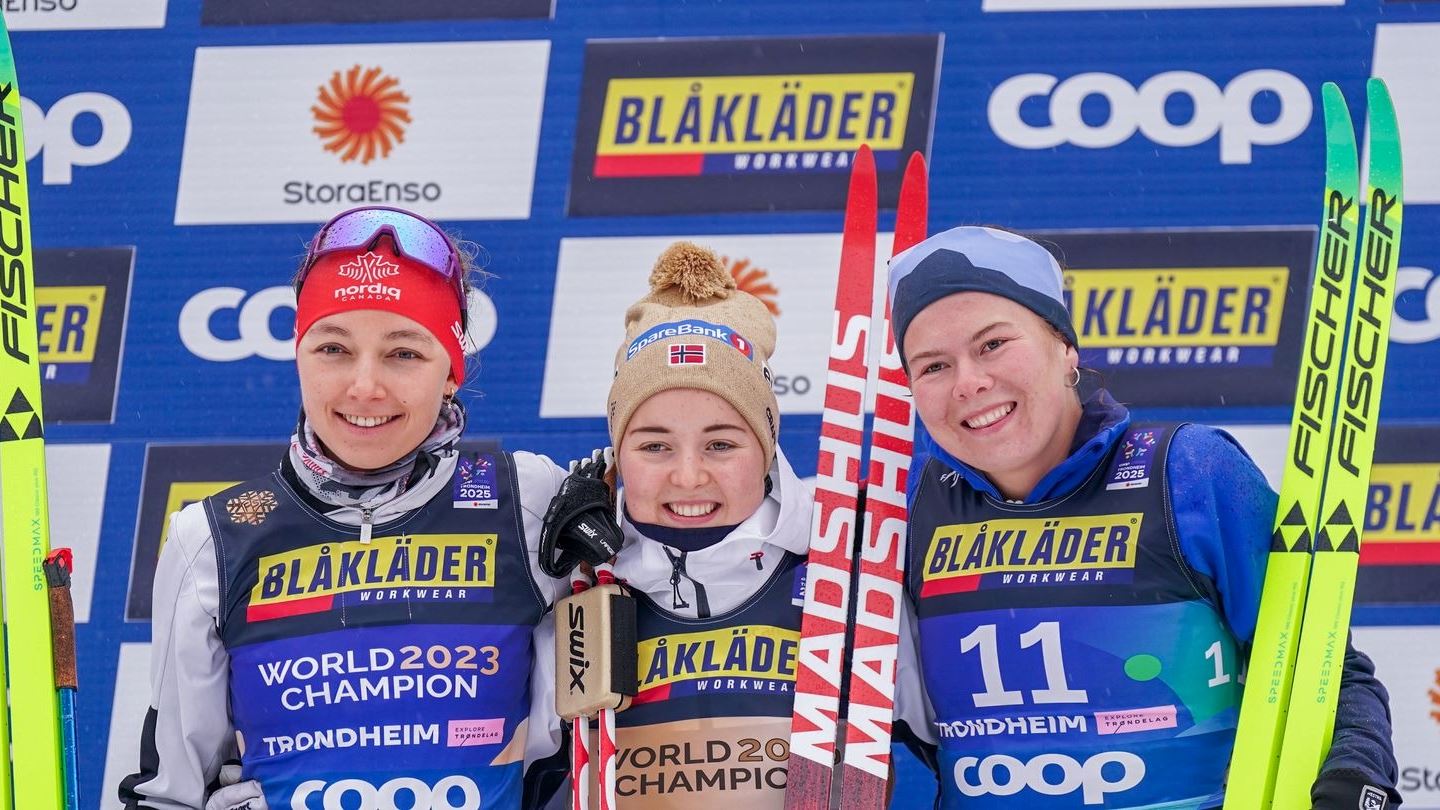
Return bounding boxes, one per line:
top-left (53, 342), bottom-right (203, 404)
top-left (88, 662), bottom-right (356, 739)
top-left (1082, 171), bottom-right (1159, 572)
top-left (607, 241), bottom-right (779, 471)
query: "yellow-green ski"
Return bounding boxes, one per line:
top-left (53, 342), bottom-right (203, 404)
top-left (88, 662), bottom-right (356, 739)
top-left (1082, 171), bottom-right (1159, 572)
top-left (0, 12), bottom-right (65, 810)
top-left (1271, 77), bottom-right (1403, 805)
top-left (1224, 83), bottom-right (1360, 810)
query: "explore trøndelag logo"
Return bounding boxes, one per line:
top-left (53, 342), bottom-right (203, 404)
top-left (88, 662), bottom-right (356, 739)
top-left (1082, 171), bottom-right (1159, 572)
top-left (540, 233), bottom-right (897, 419)
top-left (175, 41), bottom-right (548, 225)
top-left (568, 34), bottom-right (940, 216)
top-left (35, 247), bottom-right (134, 423)
top-left (1033, 229), bottom-right (1312, 408)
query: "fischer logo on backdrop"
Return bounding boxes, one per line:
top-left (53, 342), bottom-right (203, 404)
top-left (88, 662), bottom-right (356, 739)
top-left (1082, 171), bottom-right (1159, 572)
top-left (988, 70), bottom-right (1311, 164)
top-left (21, 93), bottom-right (131, 184)
top-left (180, 285), bottom-right (497, 362)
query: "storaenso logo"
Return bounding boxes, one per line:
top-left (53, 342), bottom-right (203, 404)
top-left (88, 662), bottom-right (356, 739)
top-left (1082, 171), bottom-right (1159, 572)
top-left (292, 775), bottom-right (481, 810)
top-left (988, 70), bottom-right (1310, 165)
top-left (180, 285), bottom-right (498, 362)
top-left (21, 92), bottom-right (130, 184)
top-left (955, 751), bottom-right (1145, 805)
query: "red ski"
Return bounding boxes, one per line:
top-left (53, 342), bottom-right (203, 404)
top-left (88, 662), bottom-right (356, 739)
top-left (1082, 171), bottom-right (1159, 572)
top-left (786, 148), bottom-right (928, 810)
top-left (786, 145), bottom-right (878, 810)
top-left (837, 152), bottom-right (927, 809)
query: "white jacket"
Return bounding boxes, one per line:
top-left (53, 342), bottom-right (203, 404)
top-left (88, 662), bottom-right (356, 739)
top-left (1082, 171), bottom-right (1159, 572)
top-left (120, 451), bottom-right (570, 810)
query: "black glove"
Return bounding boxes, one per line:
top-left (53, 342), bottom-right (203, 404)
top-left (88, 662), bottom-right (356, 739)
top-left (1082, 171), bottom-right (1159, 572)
top-left (1311, 769), bottom-right (1398, 810)
top-left (540, 449), bottom-right (624, 578)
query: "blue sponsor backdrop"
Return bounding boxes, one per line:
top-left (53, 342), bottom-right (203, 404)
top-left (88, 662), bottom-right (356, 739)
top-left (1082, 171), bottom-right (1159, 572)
top-left (11, 0), bottom-right (1440, 806)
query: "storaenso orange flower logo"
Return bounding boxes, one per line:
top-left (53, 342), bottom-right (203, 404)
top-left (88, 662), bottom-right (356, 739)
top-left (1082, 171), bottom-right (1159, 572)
top-left (725, 256), bottom-right (780, 317)
top-left (312, 65), bottom-right (411, 164)
top-left (1430, 667), bottom-right (1440, 725)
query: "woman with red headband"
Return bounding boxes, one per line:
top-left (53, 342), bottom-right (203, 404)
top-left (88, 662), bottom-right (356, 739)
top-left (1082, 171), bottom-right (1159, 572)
top-left (119, 207), bottom-right (597, 810)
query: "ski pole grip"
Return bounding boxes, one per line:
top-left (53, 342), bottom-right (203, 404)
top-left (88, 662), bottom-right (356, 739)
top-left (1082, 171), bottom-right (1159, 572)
top-left (555, 581), bottom-right (637, 720)
top-left (44, 549), bottom-right (78, 691)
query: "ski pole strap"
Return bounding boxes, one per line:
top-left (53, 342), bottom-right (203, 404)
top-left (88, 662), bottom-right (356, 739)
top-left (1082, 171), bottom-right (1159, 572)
top-left (44, 549), bottom-right (77, 691)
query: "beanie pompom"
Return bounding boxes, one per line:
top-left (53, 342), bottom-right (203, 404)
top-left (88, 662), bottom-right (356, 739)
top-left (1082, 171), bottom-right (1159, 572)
top-left (648, 241), bottom-right (736, 303)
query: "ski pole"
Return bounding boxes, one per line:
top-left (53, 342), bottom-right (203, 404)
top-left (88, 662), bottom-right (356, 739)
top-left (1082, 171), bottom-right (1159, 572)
top-left (44, 548), bottom-right (80, 810)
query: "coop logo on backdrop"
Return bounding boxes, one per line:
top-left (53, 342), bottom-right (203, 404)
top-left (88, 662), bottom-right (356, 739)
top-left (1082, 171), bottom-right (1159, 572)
top-left (179, 285), bottom-right (497, 362)
top-left (568, 35), bottom-right (940, 216)
top-left (21, 93), bottom-right (132, 184)
top-left (3, 0), bottom-right (167, 30)
top-left (988, 69), bottom-right (1311, 165)
top-left (540, 234), bottom-right (880, 419)
top-left (35, 248), bottom-right (134, 423)
top-left (175, 41), bottom-right (549, 225)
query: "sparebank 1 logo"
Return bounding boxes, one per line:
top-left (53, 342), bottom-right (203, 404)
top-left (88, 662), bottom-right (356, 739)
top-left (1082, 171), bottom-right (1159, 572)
top-left (21, 92), bottom-right (131, 184)
top-left (988, 69), bottom-right (1310, 164)
top-left (312, 65), bottom-right (411, 165)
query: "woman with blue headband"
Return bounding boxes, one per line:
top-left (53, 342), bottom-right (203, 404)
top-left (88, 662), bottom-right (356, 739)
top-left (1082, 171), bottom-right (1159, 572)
top-left (887, 226), bottom-right (1400, 809)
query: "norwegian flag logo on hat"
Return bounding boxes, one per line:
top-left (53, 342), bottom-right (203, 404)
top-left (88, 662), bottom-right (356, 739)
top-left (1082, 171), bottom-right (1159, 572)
top-left (669, 344), bottom-right (706, 365)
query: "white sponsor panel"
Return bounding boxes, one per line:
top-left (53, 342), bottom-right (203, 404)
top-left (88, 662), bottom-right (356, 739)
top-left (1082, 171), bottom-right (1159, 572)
top-left (1373, 25), bottom-right (1440, 205)
top-left (988, 69), bottom-right (1310, 165)
top-left (21, 93), bottom-right (132, 185)
top-left (1351, 626), bottom-right (1440, 806)
top-left (102, 642), bottom-right (151, 810)
top-left (983, 0), bottom-right (1338, 9)
top-left (0, 443), bottom-right (107, 622)
top-left (1393, 267), bottom-right (1440, 345)
top-left (175, 41), bottom-right (549, 224)
top-left (179, 285), bottom-right (497, 362)
top-left (540, 233), bottom-right (895, 418)
top-left (5, 0), bottom-right (167, 30)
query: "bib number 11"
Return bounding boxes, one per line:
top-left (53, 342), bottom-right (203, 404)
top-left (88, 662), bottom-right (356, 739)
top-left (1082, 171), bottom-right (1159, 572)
top-left (959, 621), bottom-right (1089, 708)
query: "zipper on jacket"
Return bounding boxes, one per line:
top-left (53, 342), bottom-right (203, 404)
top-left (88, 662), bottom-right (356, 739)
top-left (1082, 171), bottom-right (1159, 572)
top-left (360, 508), bottom-right (374, 544)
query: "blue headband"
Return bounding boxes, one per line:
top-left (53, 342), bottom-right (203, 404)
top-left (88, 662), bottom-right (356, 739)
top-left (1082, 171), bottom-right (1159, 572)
top-left (888, 226), bottom-right (1078, 363)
